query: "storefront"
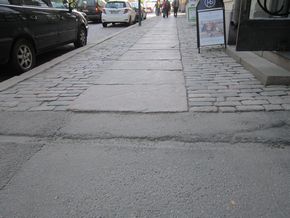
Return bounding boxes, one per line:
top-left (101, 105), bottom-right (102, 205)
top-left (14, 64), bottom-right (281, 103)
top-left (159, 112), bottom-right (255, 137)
top-left (228, 0), bottom-right (290, 51)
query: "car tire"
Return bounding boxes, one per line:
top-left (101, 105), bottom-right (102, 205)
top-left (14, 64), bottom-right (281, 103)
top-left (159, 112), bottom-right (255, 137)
top-left (102, 22), bottom-right (107, 27)
top-left (74, 26), bottom-right (87, 48)
top-left (11, 39), bottom-right (35, 74)
top-left (127, 17), bottom-right (131, 26)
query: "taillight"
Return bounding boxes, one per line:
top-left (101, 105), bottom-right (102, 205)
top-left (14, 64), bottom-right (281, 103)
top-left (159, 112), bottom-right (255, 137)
top-left (96, 7), bottom-right (99, 13)
top-left (103, 9), bottom-right (106, 14)
top-left (124, 9), bottom-right (129, 14)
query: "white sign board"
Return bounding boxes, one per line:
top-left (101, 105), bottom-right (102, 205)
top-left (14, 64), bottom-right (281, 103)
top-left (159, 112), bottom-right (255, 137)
top-left (188, 0), bottom-right (197, 6)
top-left (198, 9), bottom-right (225, 46)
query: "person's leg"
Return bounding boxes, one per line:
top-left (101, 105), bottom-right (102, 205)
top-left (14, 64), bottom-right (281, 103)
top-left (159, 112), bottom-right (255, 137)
top-left (174, 7), bottom-right (178, 17)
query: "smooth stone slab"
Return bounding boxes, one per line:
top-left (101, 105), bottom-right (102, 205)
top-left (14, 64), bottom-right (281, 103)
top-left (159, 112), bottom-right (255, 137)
top-left (69, 84), bottom-right (188, 112)
top-left (136, 38), bottom-right (178, 44)
top-left (108, 60), bottom-right (182, 70)
top-left (94, 70), bottom-right (184, 85)
top-left (141, 36), bottom-right (178, 41)
top-left (120, 50), bottom-right (181, 60)
top-left (130, 43), bottom-right (179, 50)
top-left (146, 30), bottom-right (177, 35)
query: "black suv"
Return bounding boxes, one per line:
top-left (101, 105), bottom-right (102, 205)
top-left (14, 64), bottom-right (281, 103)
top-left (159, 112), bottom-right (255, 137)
top-left (0, 0), bottom-right (88, 73)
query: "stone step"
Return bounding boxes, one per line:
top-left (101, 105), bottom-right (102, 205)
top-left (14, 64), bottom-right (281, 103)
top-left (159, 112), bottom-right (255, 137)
top-left (254, 51), bottom-right (290, 72)
top-left (226, 46), bottom-right (290, 86)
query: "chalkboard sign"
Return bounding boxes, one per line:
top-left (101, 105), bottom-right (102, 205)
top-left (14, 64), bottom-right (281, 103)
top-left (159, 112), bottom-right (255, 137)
top-left (196, 0), bottom-right (226, 53)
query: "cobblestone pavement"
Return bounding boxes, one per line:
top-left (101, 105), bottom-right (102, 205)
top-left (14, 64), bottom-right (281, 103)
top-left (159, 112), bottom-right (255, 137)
top-left (0, 15), bottom-right (290, 112)
top-left (177, 16), bottom-right (290, 112)
top-left (0, 18), bottom-right (158, 112)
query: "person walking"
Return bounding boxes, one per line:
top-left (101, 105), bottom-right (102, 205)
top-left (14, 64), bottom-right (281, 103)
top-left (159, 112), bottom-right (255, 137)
top-left (172, 0), bottom-right (179, 17)
top-left (162, 0), bottom-right (171, 18)
top-left (155, 0), bottom-right (161, 16)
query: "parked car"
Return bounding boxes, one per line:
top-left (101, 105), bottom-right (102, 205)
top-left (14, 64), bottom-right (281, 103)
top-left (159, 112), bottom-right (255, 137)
top-left (0, 0), bottom-right (88, 73)
top-left (76, 0), bottom-right (106, 22)
top-left (102, 0), bottom-right (136, 27)
top-left (130, 2), bottom-right (147, 21)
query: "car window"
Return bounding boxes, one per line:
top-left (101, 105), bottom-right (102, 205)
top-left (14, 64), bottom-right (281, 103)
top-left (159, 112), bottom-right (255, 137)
top-left (77, 0), bottom-right (96, 7)
top-left (0, 0), bottom-right (21, 5)
top-left (106, 1), bottom-right (126, 8)
top-left (51, 0), bottom-right (66, 8)
top-left (23, 0), bottom-right (49, 7)
top-left (0, 0), bottom-right (10, 4)
top-left (131, 2), bottom-right (137, 8)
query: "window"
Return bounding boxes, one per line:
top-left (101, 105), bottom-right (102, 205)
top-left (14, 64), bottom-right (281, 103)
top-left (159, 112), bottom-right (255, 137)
top-left (23, 0), bottom-right (49, 7)
top-left (51, 0), bottom-right (66, 8)
top-left (0, 0), bottom-right (10, 4)
top-left (250, 0), bottom-right (290, 19)
top-left (106, 1), bottom-right (126, 8)
top-left (0, 0), bottom-right (21, 4)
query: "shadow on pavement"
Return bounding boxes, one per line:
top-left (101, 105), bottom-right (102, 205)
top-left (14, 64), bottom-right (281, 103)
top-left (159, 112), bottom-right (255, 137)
top-left (0, 44), bottom-right (75, 83)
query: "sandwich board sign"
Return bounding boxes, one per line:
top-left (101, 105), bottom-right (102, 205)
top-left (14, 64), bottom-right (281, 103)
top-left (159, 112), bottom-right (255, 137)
top-left (196, 0), bottom-right (226, 53)
top-left (187, 0), bottom-right (198, 23)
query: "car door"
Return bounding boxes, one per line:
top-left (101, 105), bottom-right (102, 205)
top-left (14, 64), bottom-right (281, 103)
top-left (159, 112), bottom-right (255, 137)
top-left (0, 0), bottom-right (23, 64)
top-left (127, 2), bottom-right (136, 21)
top-left (22, 0), bottom-right (59, 51)
top-left (57, 9), bottom-right (77, 43)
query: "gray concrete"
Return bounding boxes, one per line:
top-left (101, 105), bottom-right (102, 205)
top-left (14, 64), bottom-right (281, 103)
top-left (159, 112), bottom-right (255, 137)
top-left (130, 43), bottom-right (179, 50)
top-left (93, 70), bottom-right (184, 85)
top-left (107, 60), bottom-right (182, 70)
top-left (119, 50), bottom-right (181, 60)
top-left (69, 17), bottom-right (185, 113)
top-left (0, 138), bottom-right (289, 218)
top-left (69, 84), bottom-right (188, 112)
top-left (226, 46), bottom-right (290, 85)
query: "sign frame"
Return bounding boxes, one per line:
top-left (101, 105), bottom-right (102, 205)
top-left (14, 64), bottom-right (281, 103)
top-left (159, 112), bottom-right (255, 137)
top-left (196, 0), bottom-right (227, 53)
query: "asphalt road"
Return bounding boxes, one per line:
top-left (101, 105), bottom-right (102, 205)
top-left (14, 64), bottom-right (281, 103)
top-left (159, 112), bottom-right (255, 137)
top-left (0, 135), bottom-right (289, 217)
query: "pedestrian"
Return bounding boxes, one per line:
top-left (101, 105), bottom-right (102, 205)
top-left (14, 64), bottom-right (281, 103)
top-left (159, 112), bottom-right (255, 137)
top-left (172, 0), bottom-right (179, 17)
top-left (162, 0), bottom-right (171, 18)
top-left (155, 0), bottom-right (161, 16)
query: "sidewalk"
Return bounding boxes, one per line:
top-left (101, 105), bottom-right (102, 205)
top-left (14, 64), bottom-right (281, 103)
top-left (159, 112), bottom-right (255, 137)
top-left (0, 15), bottom-right (290, 218)
top-left (0, 15), bottom-right (289, 113)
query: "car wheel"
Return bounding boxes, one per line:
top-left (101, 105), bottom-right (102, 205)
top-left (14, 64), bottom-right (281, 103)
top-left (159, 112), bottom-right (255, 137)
top-left (74, 26), bottom-right (87, 48)
top-left (102, 22), bottom-right (107, 27)
top-left (11, 39), bottom-right (35, 73)
top-left (127, 17), bottom-right (131, 26)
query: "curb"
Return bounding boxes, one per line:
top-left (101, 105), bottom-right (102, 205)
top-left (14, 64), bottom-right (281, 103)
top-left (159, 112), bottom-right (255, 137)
top-left (225, 46), bottom-right (290, 86)
top-left (0, 22), bottom-right (140, 92)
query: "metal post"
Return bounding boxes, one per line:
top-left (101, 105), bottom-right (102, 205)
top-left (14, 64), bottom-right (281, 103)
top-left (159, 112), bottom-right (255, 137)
top-left (138, 0), bottom-right (142, 26)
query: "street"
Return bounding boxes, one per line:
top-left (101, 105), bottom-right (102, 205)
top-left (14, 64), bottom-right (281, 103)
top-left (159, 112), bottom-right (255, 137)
top-left (0, 14), bottom-right (290, 218)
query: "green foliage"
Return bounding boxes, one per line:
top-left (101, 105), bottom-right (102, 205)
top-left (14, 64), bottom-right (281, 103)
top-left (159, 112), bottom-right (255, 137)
top-left (68, 0), bottom-right (77, 8)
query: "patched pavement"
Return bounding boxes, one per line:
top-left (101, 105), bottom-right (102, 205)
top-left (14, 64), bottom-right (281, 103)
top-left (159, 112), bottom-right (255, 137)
top-left (0, 15), bottom-right (290, 113)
